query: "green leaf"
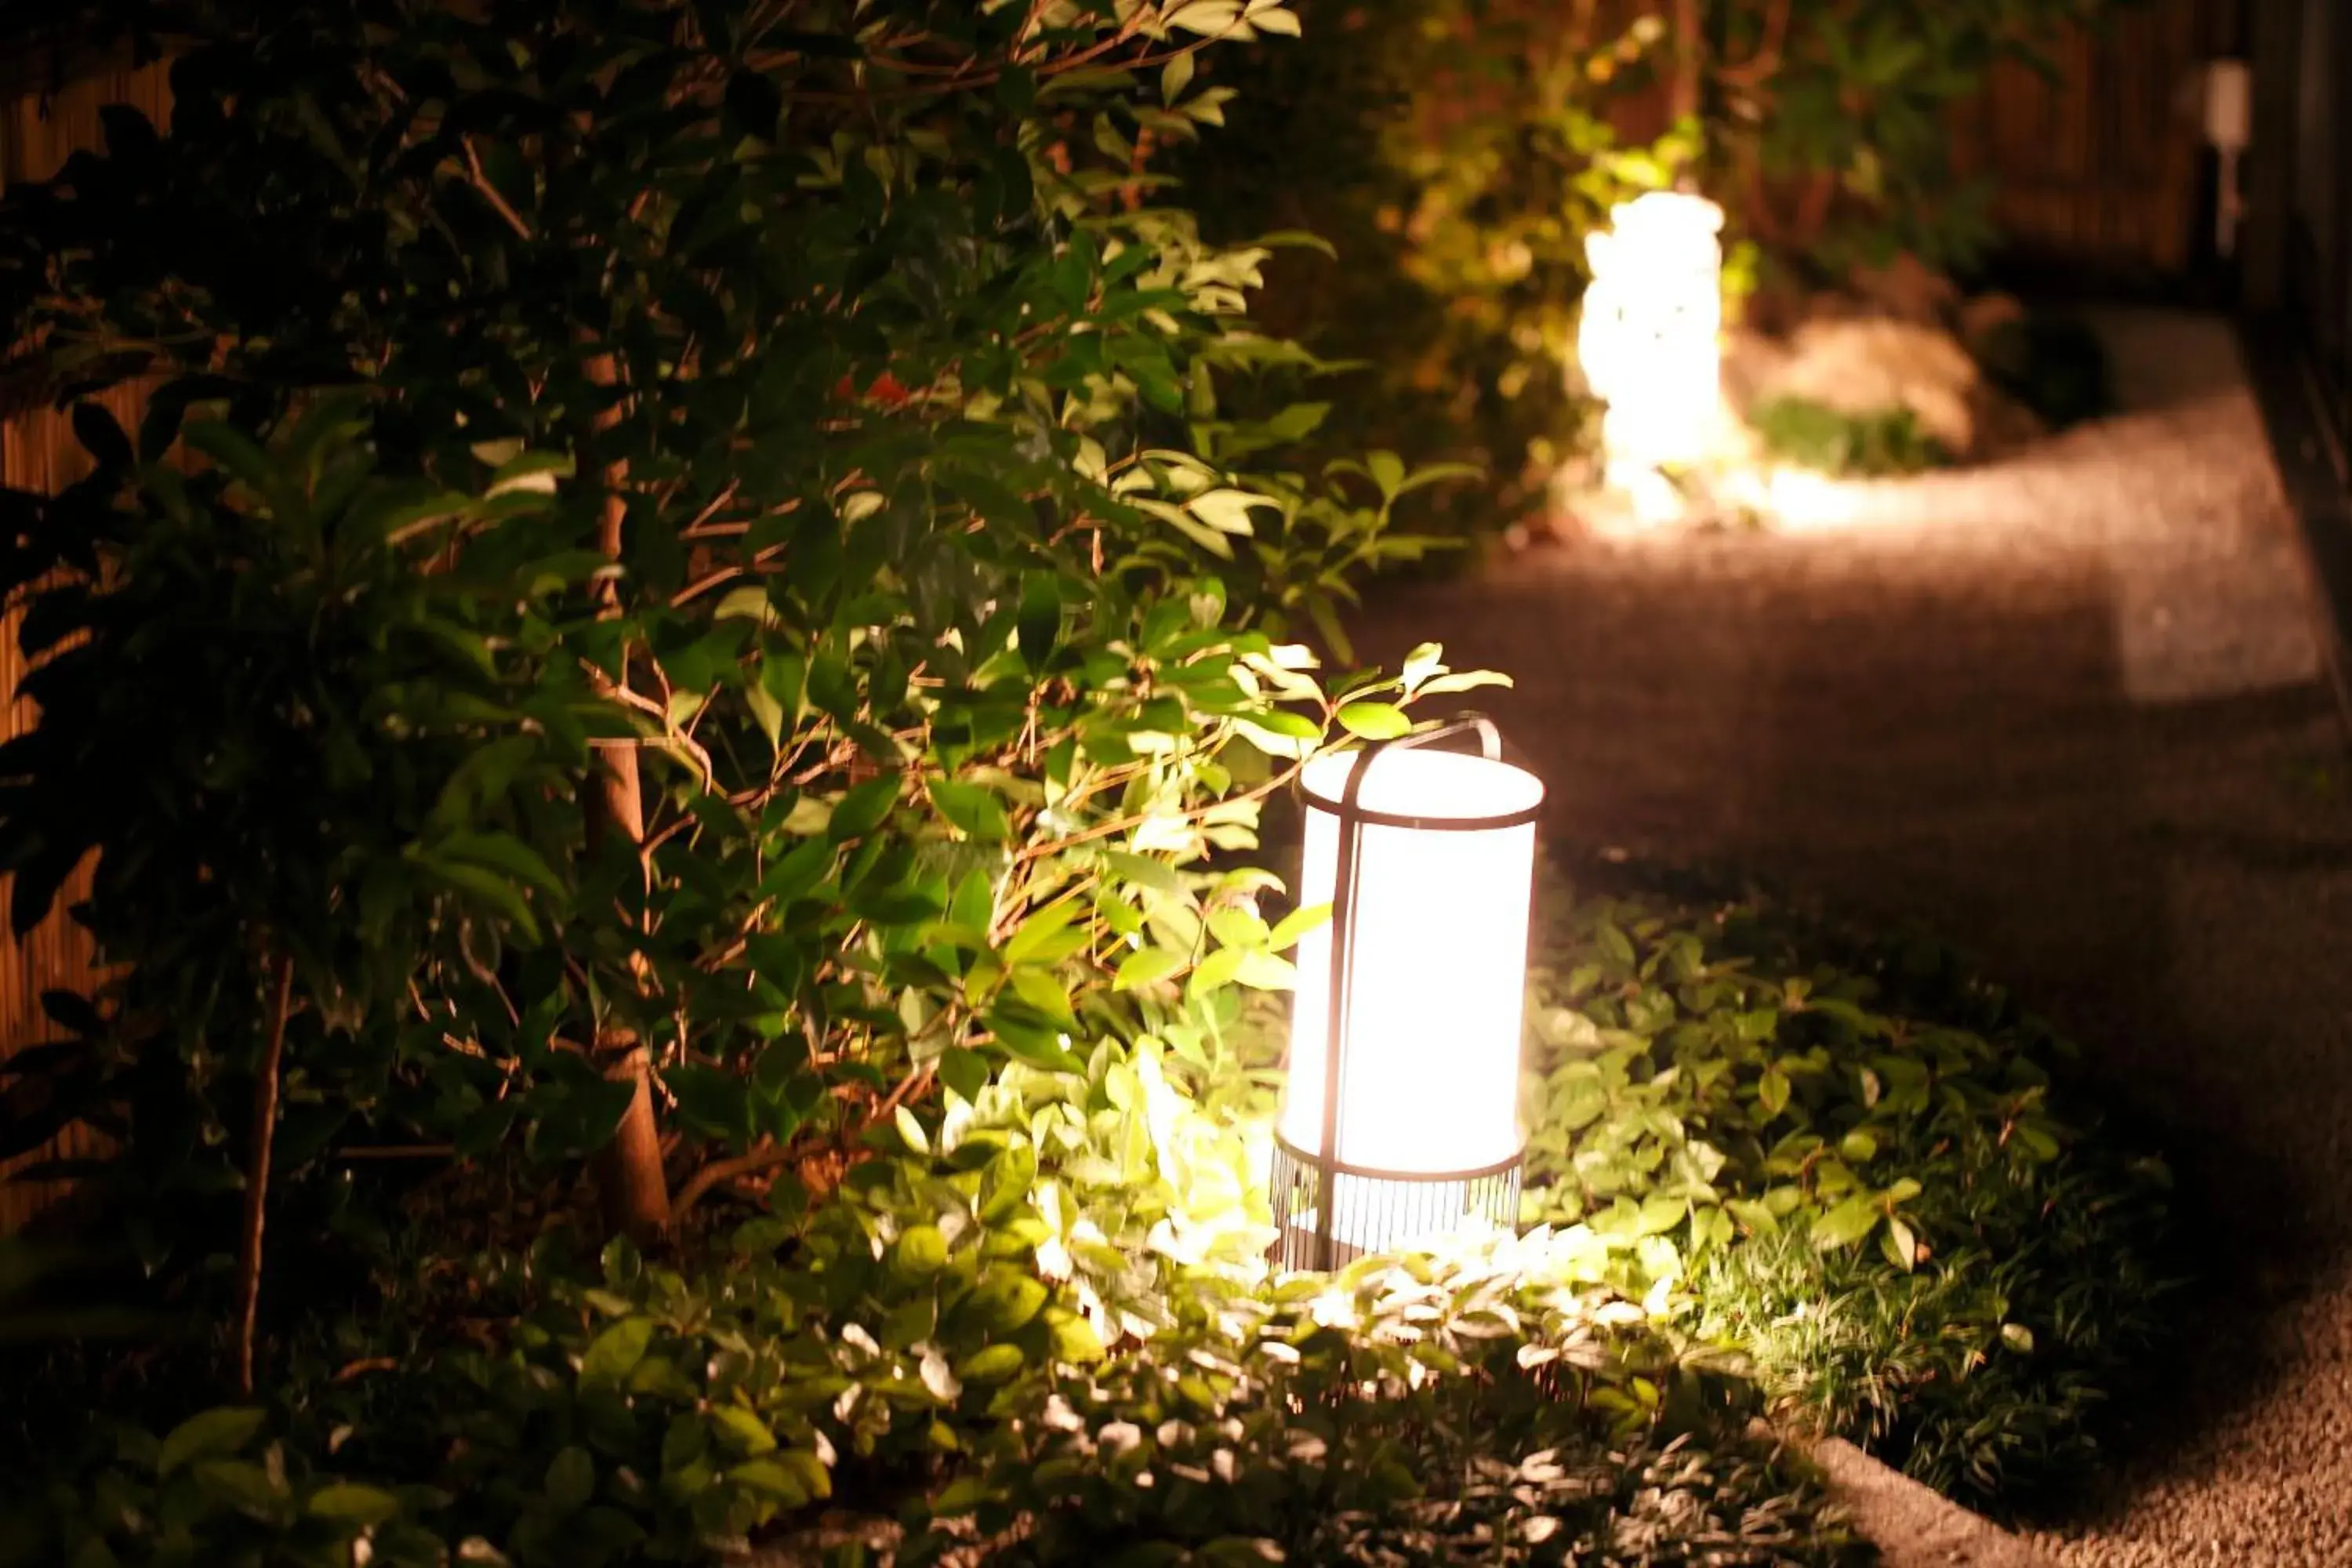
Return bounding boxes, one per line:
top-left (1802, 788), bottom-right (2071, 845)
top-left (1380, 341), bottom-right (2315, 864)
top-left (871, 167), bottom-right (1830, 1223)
top-left (894, 1104), bottom-right (931, 1156)
top-left (1187, 945), bottom-right (1246, 997)
top-left (1004, 899), bottom-right (1084, 965)
top-left (1334, 702), bottom-right (1411, 740)
top-left (1188, 488), bottom-right (1265, 535)
top-left (306, 1483), bottom-right (401, 1525)
top-left (965, 1270), bottom-right (1050, 1333)
top-left (829, 777), bottom-right (900, 843)
top-left (1102, 851), bottom-right (1187, 898)
top-left (158, 1407), bottom-right (267, 1475)
top-left (930, 779), bottom-right (1011, 842)
top-left (1757, 1068), bottom-right (1791, 1118)
top-left (1206, 906), bottom-right (1270, 949)
top-left (1881, 1215), bottom-right (1918, 1273)
top-left (486, 450), bottom-right (575, 498)
top-left (1009, 967), bottom-right (1077, 1024)
top-left (1018, 577), bottom-right (1061, 672)
top-left (955, 1343), bottom-right (1026, 1384)
top-left (191, 1458), bottom-right (281, 1514)
top-left (1051, 1313), bottom-right (1106, 1364)
top-left (581, 1317), bottom-right (657, 1385)
top-left (1232, 950), bottom-right (1297, 989)
top-left (1114, 946), bottom-right (1186, 991)
top-left (1810, 1196), bottom-right (1880, 1251)
top-left (710, 1407), bottom-right (778, 1457)
top-left (730, 1459), bottom-right (811, 1508)
top-left (938, 1046), bottom-right (990, 1103)
top-left (1265, 901), bottom-right (1331, 950)
top-left (759, 836), bottom-right (835, 905)
top-left (546, 1445), bottom-right (596, 1515)
top-left (895, 1224), bottom-right (949, 1276)
top-left (1161, 50), bottom-right (1195, 102)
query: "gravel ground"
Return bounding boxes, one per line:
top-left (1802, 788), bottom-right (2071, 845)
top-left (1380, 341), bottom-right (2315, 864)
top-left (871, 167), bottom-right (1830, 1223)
top-left (1352, 310), bottom-right (2352, 1566)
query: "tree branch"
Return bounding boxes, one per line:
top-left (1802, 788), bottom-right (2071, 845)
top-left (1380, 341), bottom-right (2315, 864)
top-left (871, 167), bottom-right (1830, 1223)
top-left (1718, 0), bottom-right (1793, 90)
top-left (461, 135), bottom-right (535, 241)
top-left (234, 952), bottom-right (296, 1399)
top-left (672, 1063), bottom-right (934, 1218)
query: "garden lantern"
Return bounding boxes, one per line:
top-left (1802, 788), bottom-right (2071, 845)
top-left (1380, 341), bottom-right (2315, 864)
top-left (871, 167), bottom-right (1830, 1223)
top-left (1271, 716), bottom-right (1544, 1270)
top-left (1577, 190), bottom-right (1727, 524)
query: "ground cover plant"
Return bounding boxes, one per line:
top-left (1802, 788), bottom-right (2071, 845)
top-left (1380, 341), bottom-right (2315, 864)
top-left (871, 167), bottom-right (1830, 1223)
top-left (0, 0), bottom-right (2167, 1561)
top-left (1512, 856), bottom-right (2174, 1510)
top-left (1744, 397), bottom-right (1944, 477)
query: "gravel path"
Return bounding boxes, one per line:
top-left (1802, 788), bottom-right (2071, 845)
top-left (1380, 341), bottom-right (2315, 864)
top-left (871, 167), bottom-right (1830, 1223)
top-left (1352, 310), bottom-right (2352, 1566)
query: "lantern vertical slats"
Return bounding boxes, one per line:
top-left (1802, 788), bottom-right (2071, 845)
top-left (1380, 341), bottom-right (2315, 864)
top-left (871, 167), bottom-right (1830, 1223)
top-left (1275, 722), bottom-right (1540, 1270)
top-left (0, 49), bottom-right (172, 1235)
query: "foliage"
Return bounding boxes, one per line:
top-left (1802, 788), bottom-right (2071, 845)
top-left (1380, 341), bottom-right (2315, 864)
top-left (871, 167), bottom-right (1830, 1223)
top-left (1700, 0), bottom-right (2118, 278)
top-left (920, 1232), bottom-right (1864, 1566)
top-left (1186, 0), bottom-right (2123, 510)
top-left (1188, 1), bottom-right (1697, 514)
top-left (0, 0), bottom-right (1860, 1561)
top-left (0, 0), bottom-right (1489, 1291)
top-left (0, 2), bottom-right (2171, 1559)
top-left (1745, 397), bottom-right (1944, 477)
top-left (4, 1003), bottom-right (1871, 1566)
top-left (1515, 862), bottom-right (2172, 1508)
top-left (1973, 313), bottom-right (2114, 433)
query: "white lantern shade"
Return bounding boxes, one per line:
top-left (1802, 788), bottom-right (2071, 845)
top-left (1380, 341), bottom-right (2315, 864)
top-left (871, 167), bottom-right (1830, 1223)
top-left (1279, 744), bottom-right (1544, 1189)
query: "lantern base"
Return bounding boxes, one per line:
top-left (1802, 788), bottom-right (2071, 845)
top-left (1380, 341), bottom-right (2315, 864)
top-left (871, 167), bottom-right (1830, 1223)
top-left (1269, 1136), bottom-right (1523, 1272)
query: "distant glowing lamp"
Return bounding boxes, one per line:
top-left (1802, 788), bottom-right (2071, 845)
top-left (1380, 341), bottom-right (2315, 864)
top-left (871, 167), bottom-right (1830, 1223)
top-left (1577, 191), bottom-right (1727, 524)
top-left (1272, 717), bottom-right (1544, 1270)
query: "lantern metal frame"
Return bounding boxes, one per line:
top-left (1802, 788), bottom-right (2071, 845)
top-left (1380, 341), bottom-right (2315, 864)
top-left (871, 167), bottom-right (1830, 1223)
top-left (1270, 713), bottom-right (1541, 1272)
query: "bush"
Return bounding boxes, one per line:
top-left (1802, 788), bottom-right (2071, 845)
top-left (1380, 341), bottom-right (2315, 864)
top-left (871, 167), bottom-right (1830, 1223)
top-left (1185, 0), bottom-right (2126, 511)
top-left (0, 3), bottom-right (2169, 1560)
top-left (0, 2), bottom-right (1870, 1564)
top-left (1747, 397), bottom-right (1946, 477)
top-left (1516, 857), bottom-right (2173, 1509)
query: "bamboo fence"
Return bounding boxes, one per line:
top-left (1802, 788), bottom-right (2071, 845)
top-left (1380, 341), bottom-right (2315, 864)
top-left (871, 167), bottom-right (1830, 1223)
top-left (0, 53), bottom-right (169, 1234)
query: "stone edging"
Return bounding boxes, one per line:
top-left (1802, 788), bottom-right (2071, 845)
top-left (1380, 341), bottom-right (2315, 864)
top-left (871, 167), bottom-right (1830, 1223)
top-left (1791, 1431), bottom-right (2062, 1568)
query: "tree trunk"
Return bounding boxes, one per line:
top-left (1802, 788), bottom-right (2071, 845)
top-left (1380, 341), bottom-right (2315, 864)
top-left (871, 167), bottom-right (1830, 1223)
top-left (583, 349), bottom-right (672, 1241)
top-left (1671, 0), bottom-right (1703, 127)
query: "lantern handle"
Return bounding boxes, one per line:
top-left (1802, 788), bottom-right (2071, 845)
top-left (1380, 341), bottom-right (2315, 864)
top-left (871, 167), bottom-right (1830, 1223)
top-left (1338, 710), bottom-right (1505, 797)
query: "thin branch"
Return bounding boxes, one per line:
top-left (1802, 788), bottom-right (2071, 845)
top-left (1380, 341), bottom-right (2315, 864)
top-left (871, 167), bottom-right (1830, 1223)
top-left (672, 1136), bottom-right (801, 1215)
top-left (460, 135), bottom-right (535, 241)
top-left (234, 953), bottom-right (297, 1399)
top-left (1014, 753), bottom-right (1310, 866)
top-left (670, 565), bottom-right (744, 608)
top-left (1719, 0), bottom-right (1793, 90)
top-left (672, 1062), bottom-right (934, 1218)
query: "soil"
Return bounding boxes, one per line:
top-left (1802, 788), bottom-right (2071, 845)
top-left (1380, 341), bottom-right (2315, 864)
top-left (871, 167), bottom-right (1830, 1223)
top-left (1351, 310), bottom-right (2352, 1566)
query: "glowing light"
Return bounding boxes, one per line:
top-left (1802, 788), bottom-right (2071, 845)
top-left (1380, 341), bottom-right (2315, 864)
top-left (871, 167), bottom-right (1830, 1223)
top-left (1577, 191), bottom-right (1727, 521)
top-left (1276, 730), bottom-right (1543, 1266)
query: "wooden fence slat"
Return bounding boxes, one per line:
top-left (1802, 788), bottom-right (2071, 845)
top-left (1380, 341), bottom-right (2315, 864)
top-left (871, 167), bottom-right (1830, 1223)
top-left (1967, 0), bottom-right (2213, 278)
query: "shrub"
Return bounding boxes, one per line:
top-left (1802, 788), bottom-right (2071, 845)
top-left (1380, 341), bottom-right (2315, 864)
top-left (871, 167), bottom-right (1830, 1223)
top-left (0, 0), bottom-right (1472, 1304)
top-left (1747, 396), bottom-right (1946, 477)
top-left (0, 2), bottom-right (1872, 1563)
top-left (0, 3), bottom-right (2169, 1559)
top-left (1185, 0), bottom-right (2127, 508)
top-left (1516, 858), bottom-right (2173, 1508)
